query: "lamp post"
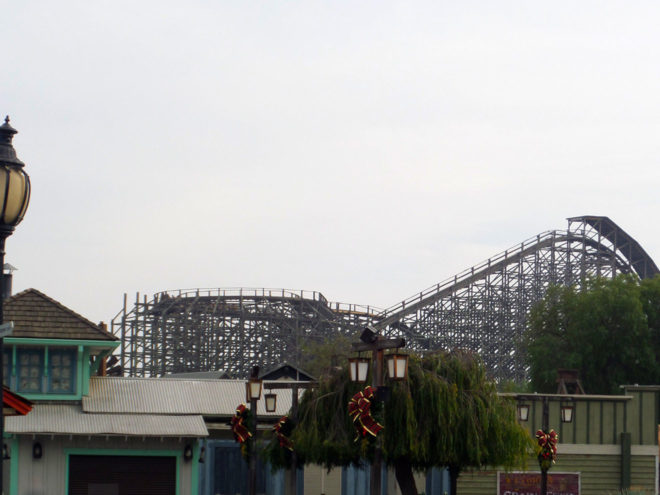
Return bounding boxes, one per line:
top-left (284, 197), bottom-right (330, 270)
top-left (349, 327), bottom-right (407, 495)
top-left (246, 366), bottom-right (263, 495)
top-left (0, 116), bottom-right (31, 494)
top-left (516, 394), bottom-right (574, 495)
top-left (265, 380), bottom-right (317, 495)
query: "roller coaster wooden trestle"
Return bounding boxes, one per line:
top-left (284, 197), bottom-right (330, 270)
top-left (111, 215), bottom-right (658, 382)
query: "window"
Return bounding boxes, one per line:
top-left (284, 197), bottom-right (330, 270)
top-left (7, 347), bottom-right (77, 395)
top-left (49, 349), bottom-right (75, 393)
top-left (17, 349), bottom-right (43, 393)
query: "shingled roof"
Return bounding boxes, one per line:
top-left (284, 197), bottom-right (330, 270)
top-left (2, 289), bottom-right (117, 341)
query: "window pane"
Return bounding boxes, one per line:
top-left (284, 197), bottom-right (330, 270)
top-left (49, 349), bottom-right (75, 393)
top-left (17, 350), bottom-right (42, 393)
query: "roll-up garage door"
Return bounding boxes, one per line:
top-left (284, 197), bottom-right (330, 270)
top-left (68, 455), bottom-right (176, 495)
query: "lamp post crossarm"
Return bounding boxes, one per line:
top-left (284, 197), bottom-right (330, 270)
top-left (351, 337), bottom-right (405, 352)
top-left (264, 382), bottom-right (317, 390)
top-left (514, 393), bottom-right (576, 402)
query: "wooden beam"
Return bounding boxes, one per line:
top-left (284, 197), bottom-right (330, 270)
top-left (351, 337), bottom-right (405, 352)
top-left (264, 382), bottom-right (317, 390)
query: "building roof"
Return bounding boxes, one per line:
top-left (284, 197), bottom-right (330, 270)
top-left (3, 288), bottom-right (117, 341)
top-left (5, 404), bottom-right (208, 437)
top-left (2, 386), bottom-right (32, 416)
top-left (8, 377), bottom-right (304, 437)
top-left (260, 362), bottom-right (315, 381)
top-left (83, 377), bottom-right (295, 417)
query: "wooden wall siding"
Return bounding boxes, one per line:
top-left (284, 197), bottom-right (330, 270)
top-left (639, 391), bottom-right (658, 445)
top-left (561, 454), bottom-right (620, 495)
top-left (630, 455), bottom-right (657, 492)
top-left (456, 454), bottom-right (657, 495)
top-left (521, 400), bottom-right (629, 445)
top-left (456, 469), bottom-right (498, 495)
top-left (621, 390), bottom-right (659, 446)
top-left (627, 391), bottom-right (641, 444)
top-left (14, 436), bottom-right (194, 495)
top-left (622, 389), bottom-right (660, 446)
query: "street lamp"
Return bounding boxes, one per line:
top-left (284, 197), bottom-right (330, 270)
top-left (386, 352), bottom-right (409, 381)
top-left (246, 375), bottom-right (263, 402)
top-left (517, 403), bottom-right (530, 422)
top-left (246, 366), bottom-right (262, 495)
top-left (0, 116), bottom-right (30, 494)
top-left (264, 392), bottom-right (277, 413)
top-left (349, 326), bottom-right (407, 495)
top-left (516, 395), bottom-right (575, 495)
top-left (348, 355), bottom-right (370, 383)
top-left (265, 380), bottom-right (317, 495)
top-left (560, 404), bottom-right (574, 423)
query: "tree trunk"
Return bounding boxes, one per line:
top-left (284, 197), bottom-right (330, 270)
top-left (393, 457), bottom-right (418, 495)
top-left (448, 465), bottom-right (461, 495)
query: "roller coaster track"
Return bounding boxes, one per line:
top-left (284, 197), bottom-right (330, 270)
top-left (113, 288), bottom-right (382, 378)
top-left (112, 216), bottom-right (658, 381)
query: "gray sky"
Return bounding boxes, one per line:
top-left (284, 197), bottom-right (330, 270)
top-left (2, 1), bottom-right (659, 325)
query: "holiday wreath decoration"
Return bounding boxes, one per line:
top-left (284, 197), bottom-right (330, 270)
top-left (535, 429), bottom-right (558, 470)
top-left (274, 415), bottom-right (294, 451)
top-left (231, 403), bottom-right (252, 444)
top-left (348, 385), bottom-right (383, 440)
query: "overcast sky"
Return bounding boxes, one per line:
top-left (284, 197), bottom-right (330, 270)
top-left (2, 1), bottom-right (659, 325)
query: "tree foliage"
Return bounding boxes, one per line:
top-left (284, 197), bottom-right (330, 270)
top-left (297, 333), bottom-right (354, 379)
top-left (525, 275), bottom-right (660, 394)
top-left (265, 350), bottom-right (531, 495)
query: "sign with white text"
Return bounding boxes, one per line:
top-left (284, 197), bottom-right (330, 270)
top-left (498, 471), bottom-right (580, 495)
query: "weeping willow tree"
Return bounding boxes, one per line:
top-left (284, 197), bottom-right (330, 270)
top-left (264, 350), bottom-right (532, 495)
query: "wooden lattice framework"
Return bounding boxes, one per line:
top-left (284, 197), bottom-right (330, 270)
top-left (111, 216), bottom-right (658, 381)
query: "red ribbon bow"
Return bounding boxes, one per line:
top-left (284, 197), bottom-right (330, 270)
top-left (536, 429), bottom-right (558, 463)
top-left (348, 386), bottom-right (383, 440)
top-left (274, 416), bottom-right (294, 451)
top-left (231, 404), bottom-right (252, 444)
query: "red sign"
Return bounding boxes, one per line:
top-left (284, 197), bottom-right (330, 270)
top-left (498, 471), bottom-right (580, 495)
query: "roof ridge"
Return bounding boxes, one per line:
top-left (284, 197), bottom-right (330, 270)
top-left (90, 376), bottom-right (245, 383)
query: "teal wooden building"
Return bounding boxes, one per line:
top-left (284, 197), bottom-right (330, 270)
top-left (2, 289), bottom-right (208, 495)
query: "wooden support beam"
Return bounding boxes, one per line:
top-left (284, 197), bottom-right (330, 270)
top-left (351, 337), bottom-right (405, 352)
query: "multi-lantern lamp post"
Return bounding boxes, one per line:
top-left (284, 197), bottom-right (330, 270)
top-left (516, 394), bottom-right (574, 495)
top-left (264, 379), bottom-right (316, 495)
top-left (349, 326), bottom-right (408, 495)
top-left (0, 116), bottom-right (31, 494)
top-left (245, 366), bottom-right (277, 495)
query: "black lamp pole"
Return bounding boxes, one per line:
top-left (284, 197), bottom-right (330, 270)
top-left (246, 366), bottom-right (262, 495)
top-left (541, 396), bottom-right (549, 495)
top-left (0, 116), bottom-right (31, 495)
top-left (265, 381), bottom-right (317, 495)
top-left (517, 394), bottom-right (573, 495)
top-left (351, 328), bottom-right (406, 495)
top-left (248, 393), bottom-right (258, 495)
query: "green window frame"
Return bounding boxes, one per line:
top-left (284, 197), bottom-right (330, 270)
top-left (2, 349), bottom-right (10, 387)
top-left (8, 347), bottom-right (77, 395)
